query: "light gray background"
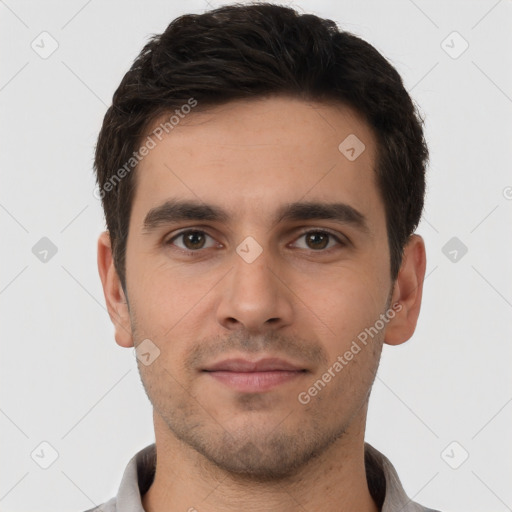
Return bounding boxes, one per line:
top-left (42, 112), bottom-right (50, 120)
top-left (1, 0), bottom-right (511, 511)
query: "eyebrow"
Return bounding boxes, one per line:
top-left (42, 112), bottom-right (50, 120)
top-left (276, 201), bottom-right (370, 234)
top-left (142, 199), bottom-right (369, 235)
top-left (143, 199), bottom-right (229, 233)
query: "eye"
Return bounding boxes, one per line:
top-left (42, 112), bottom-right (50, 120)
top-left (167, 230), bottom-right (218, 251)
top-left (291, 230), bottom-right (343, 251)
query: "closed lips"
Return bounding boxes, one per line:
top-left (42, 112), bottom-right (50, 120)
top-left (203, 358), bottom-right (307, 372)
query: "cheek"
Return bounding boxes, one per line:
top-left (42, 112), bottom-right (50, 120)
top-left (128, 256), bottom-right (232, 347)
top-left (298, 274), bottom-right (386, 404)
top-left (293, 264), bottom-right (389, 344)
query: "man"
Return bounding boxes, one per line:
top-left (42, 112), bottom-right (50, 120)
top-left (92, 3), bottom-right (438, 511)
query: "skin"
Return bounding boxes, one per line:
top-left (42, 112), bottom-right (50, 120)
top-left (98, 96), bottom-right (426, 512)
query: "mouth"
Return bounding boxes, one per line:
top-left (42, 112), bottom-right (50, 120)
top-left (202, 357), bottom-right (308, 392)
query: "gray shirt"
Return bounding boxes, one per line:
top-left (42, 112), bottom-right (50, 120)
top-left (85, 443), bottom-right (440, 512)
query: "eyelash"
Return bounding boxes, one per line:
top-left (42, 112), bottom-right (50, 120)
top-left (165, 228), bottom-right (346, 253)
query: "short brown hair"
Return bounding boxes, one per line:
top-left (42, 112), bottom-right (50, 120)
top-left (94, 2), bottom-right (428, 291)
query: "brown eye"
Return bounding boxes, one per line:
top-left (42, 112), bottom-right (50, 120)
top-left (290, 230), bottom-right (342, 251)
top-left (168, 230), bottom-right (217, 251)
top-left (305, 232), bottom-right (329, 250)
top-left (183, 231), bottom-right (206, 249)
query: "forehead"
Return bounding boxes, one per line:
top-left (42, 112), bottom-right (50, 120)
top-left (131, 96), bottom-right (383, 227)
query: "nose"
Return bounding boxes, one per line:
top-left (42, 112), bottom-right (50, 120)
top-left (215, 249), bottom-right (294, 333)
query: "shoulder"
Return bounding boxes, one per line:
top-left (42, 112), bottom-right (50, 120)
top-left (81, 496), bottom-right (117, 512)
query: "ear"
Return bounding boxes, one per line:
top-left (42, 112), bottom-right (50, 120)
top-left (97, 231), bottom-right (134, 348)
top-left (384, 234), bottom-right (426, 346)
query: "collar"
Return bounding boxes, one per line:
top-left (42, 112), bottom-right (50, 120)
top-left (102, 442), bottom-right (438, 512)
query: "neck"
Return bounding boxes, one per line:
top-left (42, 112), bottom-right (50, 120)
top-left (142, 410), bottom-right (379, 512)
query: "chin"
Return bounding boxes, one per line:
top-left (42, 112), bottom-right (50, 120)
top-left (173, 418), bottom-right (347, 482)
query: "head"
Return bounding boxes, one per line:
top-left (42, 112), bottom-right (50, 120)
top-left (96, 3), bottom-right (427, 480)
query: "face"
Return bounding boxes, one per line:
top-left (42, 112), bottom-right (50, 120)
top-left (109, 96), bottom-right (404, 478)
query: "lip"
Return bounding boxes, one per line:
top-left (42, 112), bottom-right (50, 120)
top-left (202, 357), bottom-right (307, 392)
top-left (203, 357), bottom-right (304, 372)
